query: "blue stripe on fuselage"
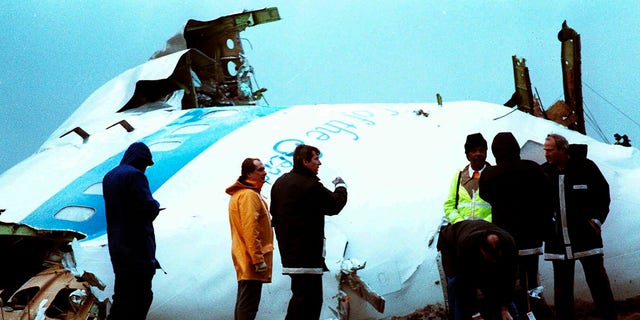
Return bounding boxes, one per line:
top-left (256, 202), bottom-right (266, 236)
top-left (20, 106), bottom-right (286, 240)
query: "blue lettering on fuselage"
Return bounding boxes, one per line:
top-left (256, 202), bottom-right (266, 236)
top-left (263, 108), bottom-right (399, 182)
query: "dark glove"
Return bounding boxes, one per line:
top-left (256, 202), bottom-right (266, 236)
top-left (332, 177), bottom-right (347, 188)
top-left (255, 261), bottom-right (267, 273)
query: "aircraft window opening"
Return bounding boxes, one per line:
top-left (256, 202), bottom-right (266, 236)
top-left (55, 206), bottom-right (96, 222)
top-left (149, 141), bottom-right (182, 152)
top-left (201, 109), bottom-right (239, 119)
top-left (172, 124), bottom-right (210, 135)
top-left (7, 286), bottom-right (39, 310)
top-left (84, 183), bottom-right (103, 195)
top-left (226, 60), bottom-right (238, 77)
top-left (226, 38), bottom-right (235, 50)
top-left (45, 288), bottom-right (85, 318)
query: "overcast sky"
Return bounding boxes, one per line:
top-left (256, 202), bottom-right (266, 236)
top-left (1, 1), bottom-right (638, 174)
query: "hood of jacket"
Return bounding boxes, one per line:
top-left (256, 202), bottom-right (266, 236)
top-left (226, 179), bottom-right (260, 195)
top-left (491, 132), bottom-right (520, 164)
top-left (120, 142), bottom-right (154, 171)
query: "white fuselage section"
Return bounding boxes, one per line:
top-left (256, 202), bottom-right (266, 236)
top-left (1, 50), bottom-right (638, 319)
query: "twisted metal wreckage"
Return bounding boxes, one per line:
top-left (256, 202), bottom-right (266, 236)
top-left (0, 6), bottom-right (621, 319)
top-left (0, 8), bottom-right (286, 320)
top-left (0, 7), bottom-right (383, 320)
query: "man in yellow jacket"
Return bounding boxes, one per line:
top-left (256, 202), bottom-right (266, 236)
top-left (443, 132), bottom-right (492, 224)
top-left (226, 158), bottom-right (274, 320)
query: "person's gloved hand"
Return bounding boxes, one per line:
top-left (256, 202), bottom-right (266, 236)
top-left (255, 261), bottom-right (267, 273)
top-left (332, 177), bottom-right (347, 188)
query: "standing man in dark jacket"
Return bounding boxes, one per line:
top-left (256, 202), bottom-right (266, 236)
top-left (437, 220), bottom-right (518, 320)
top-left (480, 132), bottom-right (554, 318)
top-left (270, 144), bottom-right (348, 320)
top-left (542, 133), bottom-right (616, 320)
top-left (103, 142), bottom-right (162, 320)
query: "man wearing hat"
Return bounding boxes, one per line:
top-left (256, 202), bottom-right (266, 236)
top-left (441, 133), bottom-right (493, 319)
top-left (103, 142), bottom-right (162, 320)
top-left (443, 132), bottom-right (493, 224)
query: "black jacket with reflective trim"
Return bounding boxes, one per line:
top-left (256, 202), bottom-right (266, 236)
top-left (270, 167), bottom-right (347, 273)
top-left (480, 132), bottom-right (554, 255)
top-left (542, 154), bottom-right (610, 260)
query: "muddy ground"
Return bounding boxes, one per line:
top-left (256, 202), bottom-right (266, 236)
top-left (391, 297), bottom-right (640, 320)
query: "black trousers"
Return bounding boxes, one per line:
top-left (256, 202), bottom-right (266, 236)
top-left (285, 274), bottom-right (323, 320)
top-left (107, 270), bottom-right (154, 320)
top-left (235, 280), bottom-right (263, 320)
top-left (514, 255), bottom-right (539, 318)
top-left (552, 255), bottom-right (616, 320)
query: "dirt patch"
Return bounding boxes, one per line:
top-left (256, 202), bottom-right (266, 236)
top-left (392, 297), bottom-right (640, 320)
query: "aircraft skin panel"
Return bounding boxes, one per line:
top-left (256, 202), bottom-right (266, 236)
top-left (2, 101), bottom-right (640, 319)
top-left (19, 106), bottom-right (286, 240)
top-left (0, 105), bottom-right (187, 224)
top-left (145, 102), bottom-right (445, 319)
top-left (43, 49), bottom-right (193, 145)
top-left (4, 10), bottom-right (640, 318)
top-left (143, 101), bottom-right (537, 318)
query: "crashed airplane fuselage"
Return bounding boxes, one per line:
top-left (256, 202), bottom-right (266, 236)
top-left (1, 8), bottom-right (640, 320)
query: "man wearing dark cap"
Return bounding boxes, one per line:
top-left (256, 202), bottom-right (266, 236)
top-left (443, 132), bottom-right (492, 224)
top-left (103, 142), bottom-right (162, 320)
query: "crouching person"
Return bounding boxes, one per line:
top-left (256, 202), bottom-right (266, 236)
top-left (437, 220), bottom-right (518, 320)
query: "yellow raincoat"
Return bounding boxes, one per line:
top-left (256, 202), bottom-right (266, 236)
top-left (226, 180), bottom-right (274, 282)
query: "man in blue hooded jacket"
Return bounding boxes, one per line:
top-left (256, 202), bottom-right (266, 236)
top-left (103, 142), bottom-right (161, 320)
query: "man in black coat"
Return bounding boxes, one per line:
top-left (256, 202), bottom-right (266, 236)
top-left (542, 133), bottom-right (616, 320)
top-left (480, 132), bottom-right (554, 318)
top-left (103, 142), bottom-right (162, 320)
top-left (270, 144), bottom-right (348, 319)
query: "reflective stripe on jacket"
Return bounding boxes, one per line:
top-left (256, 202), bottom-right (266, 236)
top-left (542, 156), bottom-right (610, 260)
top-left (271, 167), bottom-right (348, 274)
top-left (443, 166), bottom-right (492, 224)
